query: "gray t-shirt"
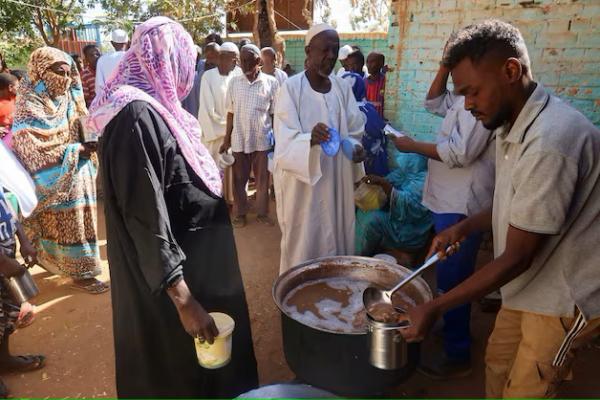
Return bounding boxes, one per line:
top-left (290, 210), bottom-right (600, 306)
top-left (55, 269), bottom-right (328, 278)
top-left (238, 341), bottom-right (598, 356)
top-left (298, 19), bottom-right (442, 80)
top-left (493, 83), bottom-right (600, 320)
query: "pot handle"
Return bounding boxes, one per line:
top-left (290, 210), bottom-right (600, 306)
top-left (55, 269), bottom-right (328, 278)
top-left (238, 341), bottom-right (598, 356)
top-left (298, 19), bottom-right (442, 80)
top-left (372, 321), bottom-right (411, 331)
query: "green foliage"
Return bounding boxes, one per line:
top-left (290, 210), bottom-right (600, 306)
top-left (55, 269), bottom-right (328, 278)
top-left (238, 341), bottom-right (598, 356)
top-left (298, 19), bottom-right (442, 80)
top-left (349, 0), bottom-right (389, 32)
top-left (146, 0), bottom-right (223, 43)
top-left (0, 0), bottom-right (86, 45)
top-left (99, 0), bottom-right (230, 44)
top-left (0, 35), bottom-right (44, 69)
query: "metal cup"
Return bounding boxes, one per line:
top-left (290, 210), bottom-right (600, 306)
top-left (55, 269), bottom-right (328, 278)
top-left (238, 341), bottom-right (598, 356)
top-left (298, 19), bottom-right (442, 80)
top-left (4, 268), bottom-right (39, 303)
top-left (367, 311), bottom-right (409, 370)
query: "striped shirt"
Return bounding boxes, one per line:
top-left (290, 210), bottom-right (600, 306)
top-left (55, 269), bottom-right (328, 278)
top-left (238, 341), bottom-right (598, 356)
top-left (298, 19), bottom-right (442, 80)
top-left (226, 72), bottom-right (279, 154)
top-left (365, 73), bottom-right (385, 117)
top-left (80, 67), bottom-right (96, 106)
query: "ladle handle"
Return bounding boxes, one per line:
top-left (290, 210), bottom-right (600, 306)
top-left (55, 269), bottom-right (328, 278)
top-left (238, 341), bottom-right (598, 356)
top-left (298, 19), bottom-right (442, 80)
top-left (388, 242), bottom-right (460, 296)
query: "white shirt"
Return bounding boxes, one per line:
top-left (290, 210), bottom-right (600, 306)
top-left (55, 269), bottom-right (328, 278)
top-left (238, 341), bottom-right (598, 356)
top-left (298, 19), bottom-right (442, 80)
top-left (273, 72), bottom-right (366, 273)
top-left (95, 51), bottom-right (126, 95)
top-left (422, 91), bottom-right (495, 216)
top-left (226, 72), bottom-right (279, 153)
top-left (198, 67), bottom-right (242, 149)
top-left (273, 68), bottom-right (288, 86)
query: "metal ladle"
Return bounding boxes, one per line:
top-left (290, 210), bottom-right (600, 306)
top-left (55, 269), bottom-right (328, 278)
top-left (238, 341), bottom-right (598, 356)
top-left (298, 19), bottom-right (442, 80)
top-left (363, 243), bottom-right (460, 312)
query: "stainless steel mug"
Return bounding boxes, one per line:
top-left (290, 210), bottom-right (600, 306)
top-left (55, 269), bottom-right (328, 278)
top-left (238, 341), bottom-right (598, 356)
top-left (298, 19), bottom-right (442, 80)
top-left (367, 313), bottom-right (409, 370)
top-left (4, 269), bottom-right (39, 303)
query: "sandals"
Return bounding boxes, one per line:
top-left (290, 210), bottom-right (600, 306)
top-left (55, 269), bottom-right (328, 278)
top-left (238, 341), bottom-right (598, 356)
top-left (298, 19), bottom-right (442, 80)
top-left (256, 215), bottom-right (275, 226)
top-left (70, 279), bottom-right (110, 294)
top-left (0, 354), bottom-right (45, 374)
top-left (232, 216), bottom-right (247, 228)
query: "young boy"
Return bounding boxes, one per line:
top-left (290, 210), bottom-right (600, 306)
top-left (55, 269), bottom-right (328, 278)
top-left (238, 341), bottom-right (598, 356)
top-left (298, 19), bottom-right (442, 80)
top-left (0, 73), bottom-right (18, 147)
top-left (364, 51), bottom-right (386, 117)
top-left (0, 188), bottom-right (44, 397)
top-left (220, 44), bottom-right (279, 228)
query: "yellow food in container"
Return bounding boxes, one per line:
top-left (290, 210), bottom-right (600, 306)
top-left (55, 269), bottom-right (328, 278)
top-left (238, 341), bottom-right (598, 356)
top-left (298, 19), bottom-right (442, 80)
top-left (194, 312), bottom-right (235, 369)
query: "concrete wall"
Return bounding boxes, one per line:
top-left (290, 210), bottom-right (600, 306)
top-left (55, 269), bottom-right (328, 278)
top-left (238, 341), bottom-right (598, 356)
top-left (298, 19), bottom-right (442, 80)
top-left (281, 32), bottom-right (388, 75)
top-left (386, 0), bottom-right (600, 139)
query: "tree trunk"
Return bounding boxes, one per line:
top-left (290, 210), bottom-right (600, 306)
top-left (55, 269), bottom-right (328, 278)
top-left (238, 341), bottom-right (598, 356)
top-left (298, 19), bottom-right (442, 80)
top-left (253, 0), bottom-right (286, 67)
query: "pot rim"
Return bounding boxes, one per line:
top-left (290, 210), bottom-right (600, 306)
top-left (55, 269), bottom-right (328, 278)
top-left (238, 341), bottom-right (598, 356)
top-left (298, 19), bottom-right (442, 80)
top-left (272, 255), bottom-right (432, 335)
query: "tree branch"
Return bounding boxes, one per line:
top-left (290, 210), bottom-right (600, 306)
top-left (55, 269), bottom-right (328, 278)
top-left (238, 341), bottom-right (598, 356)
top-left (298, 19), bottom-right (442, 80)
top-left (34, 8), bottom-right (51, 45)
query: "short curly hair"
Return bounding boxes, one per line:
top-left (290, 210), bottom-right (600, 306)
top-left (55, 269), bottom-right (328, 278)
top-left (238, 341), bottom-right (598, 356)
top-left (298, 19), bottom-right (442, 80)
top-left (443, 19), bottom-right (531, 77)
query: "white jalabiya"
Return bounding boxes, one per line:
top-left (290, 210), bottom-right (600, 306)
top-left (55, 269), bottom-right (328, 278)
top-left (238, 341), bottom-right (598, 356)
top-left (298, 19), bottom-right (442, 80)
top-left (0, 140), bottom-right (37, 217)
top-left (198, 66), bottom-right (241, 203)
top-left (198, 66), bottom-right (242, 158)
top-left (274, 72), bottom-right (366, 273)
top-left (273, 68), bottom-right (288, 87)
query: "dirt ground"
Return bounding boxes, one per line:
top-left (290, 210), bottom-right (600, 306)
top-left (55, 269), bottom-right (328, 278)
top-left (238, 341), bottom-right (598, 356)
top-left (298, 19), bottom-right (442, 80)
top-left (3, 199), bottom-right (599, 398)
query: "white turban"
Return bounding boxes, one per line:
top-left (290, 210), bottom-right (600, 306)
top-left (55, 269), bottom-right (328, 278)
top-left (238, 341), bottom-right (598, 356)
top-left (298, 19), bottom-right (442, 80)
top-left (305, 23), bottom-right (336, 45)
top-left (220, 41), bottom-right (240, 55)
top-left (241, 44), bottom-right (261, 57)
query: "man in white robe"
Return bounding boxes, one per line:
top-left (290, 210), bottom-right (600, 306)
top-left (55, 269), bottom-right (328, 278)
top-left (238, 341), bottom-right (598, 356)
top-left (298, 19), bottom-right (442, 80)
top-left (198, 42), bottom-right (241, 203)
top-left (198, 42), bottom-right (242, 159)
top-left (274, 24), bottom-right (366, 273)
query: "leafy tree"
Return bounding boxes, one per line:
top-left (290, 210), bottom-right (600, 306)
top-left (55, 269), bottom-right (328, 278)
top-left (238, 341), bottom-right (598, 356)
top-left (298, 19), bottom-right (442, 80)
top-left (302, 0), bottom-right (389, 32)
top-left (145, 0), bottom-right (223, 43)
top-left (349, 0), bottom-right (389, 32)
top-left (0, 0), bottom-right (87, 46)
top-left (100, 0), bottom-right (231, 44)
top-left (0, 35), bottom-right (44, 69)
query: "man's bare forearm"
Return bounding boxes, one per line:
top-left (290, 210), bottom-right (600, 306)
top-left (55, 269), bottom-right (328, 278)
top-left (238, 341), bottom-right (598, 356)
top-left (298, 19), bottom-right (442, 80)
top-left (426, 65), bottom-right (450, 100)
top-left (431, 225), bottom-right (544, 314)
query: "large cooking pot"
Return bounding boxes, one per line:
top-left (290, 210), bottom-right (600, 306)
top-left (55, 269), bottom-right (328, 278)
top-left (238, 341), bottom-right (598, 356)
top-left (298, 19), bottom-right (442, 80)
top-left (273, 256), bottom-right (433, 396)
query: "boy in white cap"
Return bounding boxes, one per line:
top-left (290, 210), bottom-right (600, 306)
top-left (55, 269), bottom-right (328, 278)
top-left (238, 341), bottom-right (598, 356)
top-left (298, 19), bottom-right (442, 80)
top-left (95, 28), bottom-right (129, 95)
top-left (336, 44), bottom-right (354, 77)
top-left (273, 23), bottom-right (366, 273)
top-left (336, 44), bottom-right (368, 78)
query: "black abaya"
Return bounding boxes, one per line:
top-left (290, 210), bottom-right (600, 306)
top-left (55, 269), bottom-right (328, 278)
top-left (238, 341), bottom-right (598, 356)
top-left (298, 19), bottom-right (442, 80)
top-left (101, 100), bottom-right (258, 398)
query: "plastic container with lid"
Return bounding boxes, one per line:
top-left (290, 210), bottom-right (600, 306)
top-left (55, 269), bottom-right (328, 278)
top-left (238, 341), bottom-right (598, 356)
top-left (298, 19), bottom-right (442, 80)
top-left (194, 312), bottom-right (235, 369)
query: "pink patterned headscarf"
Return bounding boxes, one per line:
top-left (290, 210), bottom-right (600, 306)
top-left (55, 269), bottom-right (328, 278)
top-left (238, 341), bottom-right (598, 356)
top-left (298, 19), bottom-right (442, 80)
top-left (87, 16), bottom-right (222, 197)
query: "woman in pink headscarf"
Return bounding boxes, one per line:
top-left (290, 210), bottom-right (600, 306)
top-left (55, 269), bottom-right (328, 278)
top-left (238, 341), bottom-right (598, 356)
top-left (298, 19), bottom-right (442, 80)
top-left (88, 17), bottom-right (257, 397)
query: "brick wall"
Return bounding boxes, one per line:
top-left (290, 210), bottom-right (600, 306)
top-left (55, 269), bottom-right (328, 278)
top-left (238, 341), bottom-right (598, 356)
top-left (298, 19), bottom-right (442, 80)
top-left (281, 32), bottom-right (389, 75)
top-left (386, 0), bottom-right (600, 139)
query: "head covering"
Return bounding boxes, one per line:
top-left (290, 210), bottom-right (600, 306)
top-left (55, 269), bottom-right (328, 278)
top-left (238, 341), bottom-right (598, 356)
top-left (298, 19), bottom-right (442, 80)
top-left (27, 47), bottom-right (74, 98)
top-left (341, 72), bottom-right (366, 102)
top-left (87, 17), bottom-right (222, 197)
top-left (241, 44), bottom-right (261, 57)
top-left (220, 42), bottom-right (240, 55)
top-left (305, 23), bottom-right (336, 45)
top-left (338, 45), bottom-right (355, 61)
top-left (195, 45), bottom-right (202, 55)
top-left (111, 29), bottom-right (129, 43)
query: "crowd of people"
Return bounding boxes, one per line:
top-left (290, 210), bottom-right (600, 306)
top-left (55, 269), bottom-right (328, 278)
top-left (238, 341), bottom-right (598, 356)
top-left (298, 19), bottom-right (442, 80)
top-left (0, 14), bottom-right (598, 399)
